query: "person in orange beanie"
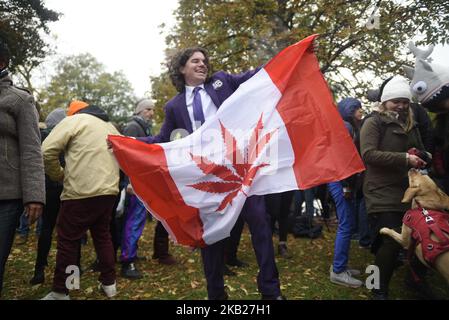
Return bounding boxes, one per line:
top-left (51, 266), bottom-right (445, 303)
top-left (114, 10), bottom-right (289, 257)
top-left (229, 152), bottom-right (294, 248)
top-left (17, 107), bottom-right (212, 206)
top-left (67, 100), bottom-right (88, 116)
top-left (41, 102), bottom-right (120, 300)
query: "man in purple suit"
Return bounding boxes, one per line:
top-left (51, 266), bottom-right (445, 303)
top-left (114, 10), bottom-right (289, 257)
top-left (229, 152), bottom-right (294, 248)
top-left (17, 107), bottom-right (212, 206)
top-left (139, 47), bottom-right (284, 300)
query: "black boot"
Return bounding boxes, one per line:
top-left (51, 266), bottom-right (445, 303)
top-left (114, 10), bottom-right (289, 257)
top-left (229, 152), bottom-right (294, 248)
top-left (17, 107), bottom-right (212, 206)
top-left (121, 262), bottom-right (142, 279)
top-left (29, 266), bottom-right (45, 285)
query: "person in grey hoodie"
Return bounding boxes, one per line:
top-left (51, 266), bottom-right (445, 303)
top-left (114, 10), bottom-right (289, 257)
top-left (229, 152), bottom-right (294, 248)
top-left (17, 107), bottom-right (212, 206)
top-left (0, 36), bottom-right (45, 296)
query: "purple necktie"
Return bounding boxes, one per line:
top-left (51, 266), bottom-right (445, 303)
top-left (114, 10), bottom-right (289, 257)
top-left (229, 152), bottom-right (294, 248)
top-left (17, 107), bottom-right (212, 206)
top-left (192, 87), bottom-right (205, 126)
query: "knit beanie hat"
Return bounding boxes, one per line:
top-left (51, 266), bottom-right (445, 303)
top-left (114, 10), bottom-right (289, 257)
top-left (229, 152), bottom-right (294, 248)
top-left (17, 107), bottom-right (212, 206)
top-left (45, 108), bottom-right (66, 128)
top-left (67, 100), bottom-right (89, 116)
top-left (380, 75), bottom-right (412, 103)
top-left (135, 99), bottom-right (154, 115)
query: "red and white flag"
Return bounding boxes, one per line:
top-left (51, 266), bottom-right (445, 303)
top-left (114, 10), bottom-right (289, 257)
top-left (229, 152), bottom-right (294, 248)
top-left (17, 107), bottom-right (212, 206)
top-left (109, 34), bottom-right (365, 248)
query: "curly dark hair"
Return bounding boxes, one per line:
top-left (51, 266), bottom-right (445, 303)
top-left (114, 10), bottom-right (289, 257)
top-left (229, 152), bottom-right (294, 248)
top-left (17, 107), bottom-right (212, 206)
top-left (168, 47), bottom-right (210, 92)
top-left (0, 36), bottom-right (10, 66)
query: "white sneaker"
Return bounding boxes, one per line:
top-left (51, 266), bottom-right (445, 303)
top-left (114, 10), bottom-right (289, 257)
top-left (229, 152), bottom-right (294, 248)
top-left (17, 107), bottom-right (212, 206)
top-left (99, 281), bottom-right (117, 298)
top-left (330, 267), bottom-right (363, 288)
top-left (347, 268), bottom-right (361, 277)
top-left (330, 265), bottom-right (361, 277)
top-left (41, 291), bottom-right (70, 300)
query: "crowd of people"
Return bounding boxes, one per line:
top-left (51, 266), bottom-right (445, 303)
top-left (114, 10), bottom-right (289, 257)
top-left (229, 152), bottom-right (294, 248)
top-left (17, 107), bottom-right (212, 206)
top-left (1, 35), bottom-right (448, 300)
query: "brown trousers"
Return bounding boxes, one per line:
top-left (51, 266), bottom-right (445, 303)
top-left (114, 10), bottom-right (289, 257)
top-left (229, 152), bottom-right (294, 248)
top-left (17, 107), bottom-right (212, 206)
top-left (52, 195), bottom-right (117, 294)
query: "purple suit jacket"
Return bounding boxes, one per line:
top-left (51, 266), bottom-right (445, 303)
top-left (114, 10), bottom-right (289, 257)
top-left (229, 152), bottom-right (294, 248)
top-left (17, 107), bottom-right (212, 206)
top-left (139, 69), bottom-right (260, 144)
top-left (138, 68), bottom-right (268, 237)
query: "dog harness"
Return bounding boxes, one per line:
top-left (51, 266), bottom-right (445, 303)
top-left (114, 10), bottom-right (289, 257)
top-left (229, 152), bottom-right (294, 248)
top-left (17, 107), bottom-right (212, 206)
top-left (403, 208), bottom-right (449, 267)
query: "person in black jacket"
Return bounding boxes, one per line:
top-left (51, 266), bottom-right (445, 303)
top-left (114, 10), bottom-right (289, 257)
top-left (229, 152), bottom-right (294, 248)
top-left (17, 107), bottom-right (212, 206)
top-left (29, 108), bottom-right (67, 285)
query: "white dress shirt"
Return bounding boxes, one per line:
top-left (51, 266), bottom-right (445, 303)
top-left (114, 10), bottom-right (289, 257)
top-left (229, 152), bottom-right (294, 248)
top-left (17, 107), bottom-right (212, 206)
top-left (185, 84), bottom-right (218, 131)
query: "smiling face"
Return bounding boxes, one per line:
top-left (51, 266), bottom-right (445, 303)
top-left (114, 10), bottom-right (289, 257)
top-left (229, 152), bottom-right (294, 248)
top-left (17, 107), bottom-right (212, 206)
top-left (384, 98), bottom-right (410, 113)
top-left (180, 51), bottom-right (208, 87)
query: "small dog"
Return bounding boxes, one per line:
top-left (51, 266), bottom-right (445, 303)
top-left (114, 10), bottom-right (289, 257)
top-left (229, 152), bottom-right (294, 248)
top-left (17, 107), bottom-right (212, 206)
top-left (380, 169), bottom-right (449, 284)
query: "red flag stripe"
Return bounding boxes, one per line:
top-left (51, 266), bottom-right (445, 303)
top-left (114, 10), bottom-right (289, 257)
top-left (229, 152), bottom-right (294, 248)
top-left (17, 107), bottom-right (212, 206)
top-left (265, 34), bottom-right (365, 189)
top-left (109, 135), bottom-right (206, 247)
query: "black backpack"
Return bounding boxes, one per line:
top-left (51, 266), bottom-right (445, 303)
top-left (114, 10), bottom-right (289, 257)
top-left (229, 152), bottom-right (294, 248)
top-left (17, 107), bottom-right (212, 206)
top-left (354, 111), bottom-right (386, 151)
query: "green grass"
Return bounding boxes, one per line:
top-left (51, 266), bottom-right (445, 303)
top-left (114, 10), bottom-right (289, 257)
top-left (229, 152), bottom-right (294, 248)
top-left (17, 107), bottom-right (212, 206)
top-left (2, 219), bottom-right (448, 300)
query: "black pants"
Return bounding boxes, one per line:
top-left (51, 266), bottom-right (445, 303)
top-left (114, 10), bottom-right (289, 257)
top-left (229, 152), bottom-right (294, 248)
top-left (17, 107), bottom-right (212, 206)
top-left (369, 212), bottom-right (404, 293)
top-left (266, 191), bottom-right (294, 242)
top-left (153, 221), bottom-right (170, 259)
top-left (34, 185), bottom-right (62, 269)
top-left (224, 215), bottom-right (244, 261)
top-left (316, 184), bottom-right (330, 219)
top-left (0, 200), bottom-right (22, 295)
top-left (110, 194), bottom-right (122, 259)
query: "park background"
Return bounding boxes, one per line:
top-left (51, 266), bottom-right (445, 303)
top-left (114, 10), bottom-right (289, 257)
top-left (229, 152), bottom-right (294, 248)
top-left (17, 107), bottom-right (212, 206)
top-left (1, 0), bottom-right (449, 300)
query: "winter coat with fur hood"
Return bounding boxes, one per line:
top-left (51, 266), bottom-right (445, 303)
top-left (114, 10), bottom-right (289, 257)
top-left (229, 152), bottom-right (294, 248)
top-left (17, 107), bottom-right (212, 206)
top-left (360, 111), bottom-right (425, 214)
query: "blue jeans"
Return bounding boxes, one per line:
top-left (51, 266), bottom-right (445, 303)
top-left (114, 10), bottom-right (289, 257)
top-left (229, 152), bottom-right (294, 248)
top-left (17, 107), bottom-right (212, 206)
top-left (0, 200), bottom-right (23, 294)
top-left (328, 182), bottom-right (355, 273)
